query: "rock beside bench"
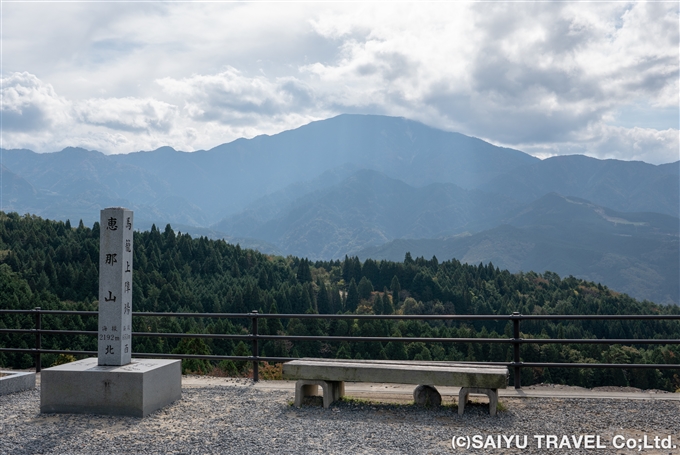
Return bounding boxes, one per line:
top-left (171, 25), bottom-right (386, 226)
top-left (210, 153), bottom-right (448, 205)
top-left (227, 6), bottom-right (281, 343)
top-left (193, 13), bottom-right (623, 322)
top-left (413, 384), bottom-right (442, 407)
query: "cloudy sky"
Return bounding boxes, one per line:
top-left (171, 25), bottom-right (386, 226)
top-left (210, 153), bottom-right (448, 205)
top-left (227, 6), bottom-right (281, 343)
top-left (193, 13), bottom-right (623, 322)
top-left (1, 2), bottom-right (678, 164)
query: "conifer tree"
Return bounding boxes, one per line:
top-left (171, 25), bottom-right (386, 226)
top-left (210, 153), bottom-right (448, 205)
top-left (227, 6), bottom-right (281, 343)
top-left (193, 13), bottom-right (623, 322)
top-left (391, 275), bottom-right (401, 306)
top-left (317, 281), bottom-right (330, 314)
top-left (267, 302), bottom-right (284, 335)
top-left (373, 291), bottom-right (384, 315)
top-left (382, 287), bottom-right (394, 315)
top-left (330, 285), bottom-right (342, 314)
top-left (296, 258), bottom-right (312, 283)
top-left (346, 278), bottom-right (359, 313)
top-left (357, 276), bottom-right (373, 300)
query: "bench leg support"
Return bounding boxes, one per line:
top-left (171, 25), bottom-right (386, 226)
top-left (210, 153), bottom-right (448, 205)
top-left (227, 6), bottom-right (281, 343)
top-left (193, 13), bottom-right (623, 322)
top-left (294, 380), bottom-right (344, 408)
top-left (458, 387), bottom-right (498, 416)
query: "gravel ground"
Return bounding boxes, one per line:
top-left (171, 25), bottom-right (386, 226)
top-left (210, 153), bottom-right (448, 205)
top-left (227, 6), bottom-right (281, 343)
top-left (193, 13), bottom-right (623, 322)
top-left (1, 381), bottom-right (679, 455)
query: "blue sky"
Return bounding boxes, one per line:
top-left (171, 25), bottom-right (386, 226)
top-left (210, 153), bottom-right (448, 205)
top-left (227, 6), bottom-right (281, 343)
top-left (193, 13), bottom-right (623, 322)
top-left (1, 1), bottom-right (678, 164)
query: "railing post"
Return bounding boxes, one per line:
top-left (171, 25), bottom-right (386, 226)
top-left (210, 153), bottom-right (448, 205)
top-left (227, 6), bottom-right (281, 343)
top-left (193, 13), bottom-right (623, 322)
top-left (251, 310), bottom-right (259, 382)
top-left (512, 312), bottom-right (521, 389)
top-left (34, 307), bottom-right (42, 373)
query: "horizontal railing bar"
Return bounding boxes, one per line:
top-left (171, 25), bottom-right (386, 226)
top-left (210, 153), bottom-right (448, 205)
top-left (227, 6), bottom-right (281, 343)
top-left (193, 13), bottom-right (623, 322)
top-left (132, 312), bottom-right (507, 320)
top-left (134, 334), bottom-right (514, 343)
top-left (248, 335), bottom-right (680, 345)
top-left (518, 338), bottom-right (680, 345)
top-left (2, 309), bottom-right (680, 321)
top-left (0, 310), bottom-right (97, 316)
top-left (0, 329), bottom-right (257, 341)
top-left (0, 348), bottom-right (277, 362)
top-left (3, 347), bottom-right (679, 370)
top-left (0, 348), bottom-right (97, 356)
top-left (516, 315), bottom-right (680, 320)
top-left (132, 353), bottom-right (275, 362)
top-left (0, 329), bottom-right (97, 336)
top-left (516, 362), bottom-right (680, 369)
top-left (2, 328), bottom-right (679, 345)
top-left (3, 328), bottom-right (680, 345)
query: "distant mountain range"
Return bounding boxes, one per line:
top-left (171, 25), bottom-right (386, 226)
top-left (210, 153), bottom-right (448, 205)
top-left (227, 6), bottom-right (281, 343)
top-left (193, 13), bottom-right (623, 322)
top-left (1, 114), bottom-right (678, 304)
top-left (357, 193), bottom-right (679, 305)
top-left (214, 169), bottom-right (521, 258)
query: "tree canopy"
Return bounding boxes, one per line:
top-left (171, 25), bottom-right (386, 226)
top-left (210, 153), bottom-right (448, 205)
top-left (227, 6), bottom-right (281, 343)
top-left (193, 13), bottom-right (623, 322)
top-left (0, 211), bottom-right (678, 390)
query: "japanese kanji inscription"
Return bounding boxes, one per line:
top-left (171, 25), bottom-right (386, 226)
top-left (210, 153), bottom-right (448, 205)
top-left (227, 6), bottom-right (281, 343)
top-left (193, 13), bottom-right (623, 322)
top-left (98, 207), bottom-right (133, 366)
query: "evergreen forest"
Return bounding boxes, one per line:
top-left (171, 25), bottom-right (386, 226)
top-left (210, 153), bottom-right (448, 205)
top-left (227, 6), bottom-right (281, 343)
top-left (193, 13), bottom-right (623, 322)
top-left (0, 212), bottom-right (679, 391)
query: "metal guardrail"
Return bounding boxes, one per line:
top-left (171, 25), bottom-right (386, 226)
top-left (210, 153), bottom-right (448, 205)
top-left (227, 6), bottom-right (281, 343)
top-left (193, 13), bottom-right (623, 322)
top-left (1, 308), bottom-right (679, 388)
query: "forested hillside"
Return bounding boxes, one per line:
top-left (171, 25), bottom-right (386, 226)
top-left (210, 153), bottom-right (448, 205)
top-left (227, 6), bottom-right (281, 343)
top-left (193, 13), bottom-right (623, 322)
top-left (0, 212), bottom-right (679, 390)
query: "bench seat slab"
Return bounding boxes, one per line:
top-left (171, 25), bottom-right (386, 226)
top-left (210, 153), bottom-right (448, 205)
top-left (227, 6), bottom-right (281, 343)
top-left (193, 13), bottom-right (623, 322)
top-left (283, 359), bottom-right (507, 389)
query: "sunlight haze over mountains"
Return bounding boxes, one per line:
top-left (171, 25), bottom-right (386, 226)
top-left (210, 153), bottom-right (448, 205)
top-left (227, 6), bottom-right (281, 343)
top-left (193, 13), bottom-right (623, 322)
top-left (1, 2), bottom-right (677, 163)
top-left (0, 115), bottom-right (677, 305)
top-left (0, 3), bottom-right (678, 305)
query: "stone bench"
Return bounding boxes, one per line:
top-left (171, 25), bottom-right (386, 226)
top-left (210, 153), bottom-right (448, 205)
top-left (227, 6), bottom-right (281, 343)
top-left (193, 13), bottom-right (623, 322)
top-left (282, 358), bottom-right (508, 415)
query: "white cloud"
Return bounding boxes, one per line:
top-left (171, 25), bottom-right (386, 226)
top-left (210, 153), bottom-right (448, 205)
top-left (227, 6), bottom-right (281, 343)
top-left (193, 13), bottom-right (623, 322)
top-left (616, 128), bottom-right (676, 164)
top-left (1, 72), bottom-right (71, 132)
top-left (1, 2), bottom-right (677, 163)
top-left (520, 124), bottom-right (679, 164)
top-left (580, 124), bottom-right (678, 164)
top-left (74, 97), bottom-right (179, 133)
top-left (301, 2), bottom-right (679, 163)
top-left (157, 68), bottom-right (316, 124)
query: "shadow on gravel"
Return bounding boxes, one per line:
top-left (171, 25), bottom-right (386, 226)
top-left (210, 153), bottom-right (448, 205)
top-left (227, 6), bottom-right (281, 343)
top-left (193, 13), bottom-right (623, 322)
top-left (286, 395), bottom-right (518, 427)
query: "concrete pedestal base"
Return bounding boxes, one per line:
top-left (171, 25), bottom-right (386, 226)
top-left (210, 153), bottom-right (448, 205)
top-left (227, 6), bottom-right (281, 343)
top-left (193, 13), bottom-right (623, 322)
top-left (40, 358), bottom-right (181, 417)
top-left (0, 371), bottom-right (36, 395)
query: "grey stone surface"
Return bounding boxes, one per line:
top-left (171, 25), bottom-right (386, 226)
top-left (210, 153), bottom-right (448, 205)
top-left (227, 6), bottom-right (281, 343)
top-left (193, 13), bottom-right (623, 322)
top-left (0, 371), bottom-right (36, 395)
top-left (413, 384), bottom-right (441, 407)
top-left (459, 386), bottom-right (499, 416)
top-left (40, 358), bottom-right (181, 417)
top-left (294, 380), bottom-right (345, 408)
top-left (98, 207), bottom-right (134, 366)
top-left (283, 358), bottom-right (508, 389)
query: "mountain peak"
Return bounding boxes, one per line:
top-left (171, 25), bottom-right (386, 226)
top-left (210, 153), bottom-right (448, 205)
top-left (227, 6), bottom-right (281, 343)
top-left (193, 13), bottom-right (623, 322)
top-left (148, 146), bottom-right (178, 154)
top-left (59, 146), bottom-right (102, 155)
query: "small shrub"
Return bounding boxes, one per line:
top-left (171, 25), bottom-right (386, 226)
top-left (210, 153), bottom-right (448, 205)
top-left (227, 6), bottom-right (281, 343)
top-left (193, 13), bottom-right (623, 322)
top-left (258, 362), bottom-right (283, 380)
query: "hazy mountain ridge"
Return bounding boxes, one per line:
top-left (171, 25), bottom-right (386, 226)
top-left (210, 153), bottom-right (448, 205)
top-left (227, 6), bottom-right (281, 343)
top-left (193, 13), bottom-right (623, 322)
top-left (357, 193), bottom-right (679, 305)
top-left (213, 164), bottom-right (362, 235)
top-left (215, 169), bottom-right (521, 258)
top-left (1, 146), bottom-right (208, 227)
top-left (111, 114), bottom-right (540, 218)
top-left (1, 114), bottom-right (677, 303)
top-left (482, 155), bottom-right (679, 217)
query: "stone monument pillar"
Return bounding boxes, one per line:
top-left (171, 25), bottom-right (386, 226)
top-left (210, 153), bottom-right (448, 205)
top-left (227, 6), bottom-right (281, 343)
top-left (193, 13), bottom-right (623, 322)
top-left (98, 207), bottom-right (133, 365)
top-left (40, 207), bottom-right (181, 417)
